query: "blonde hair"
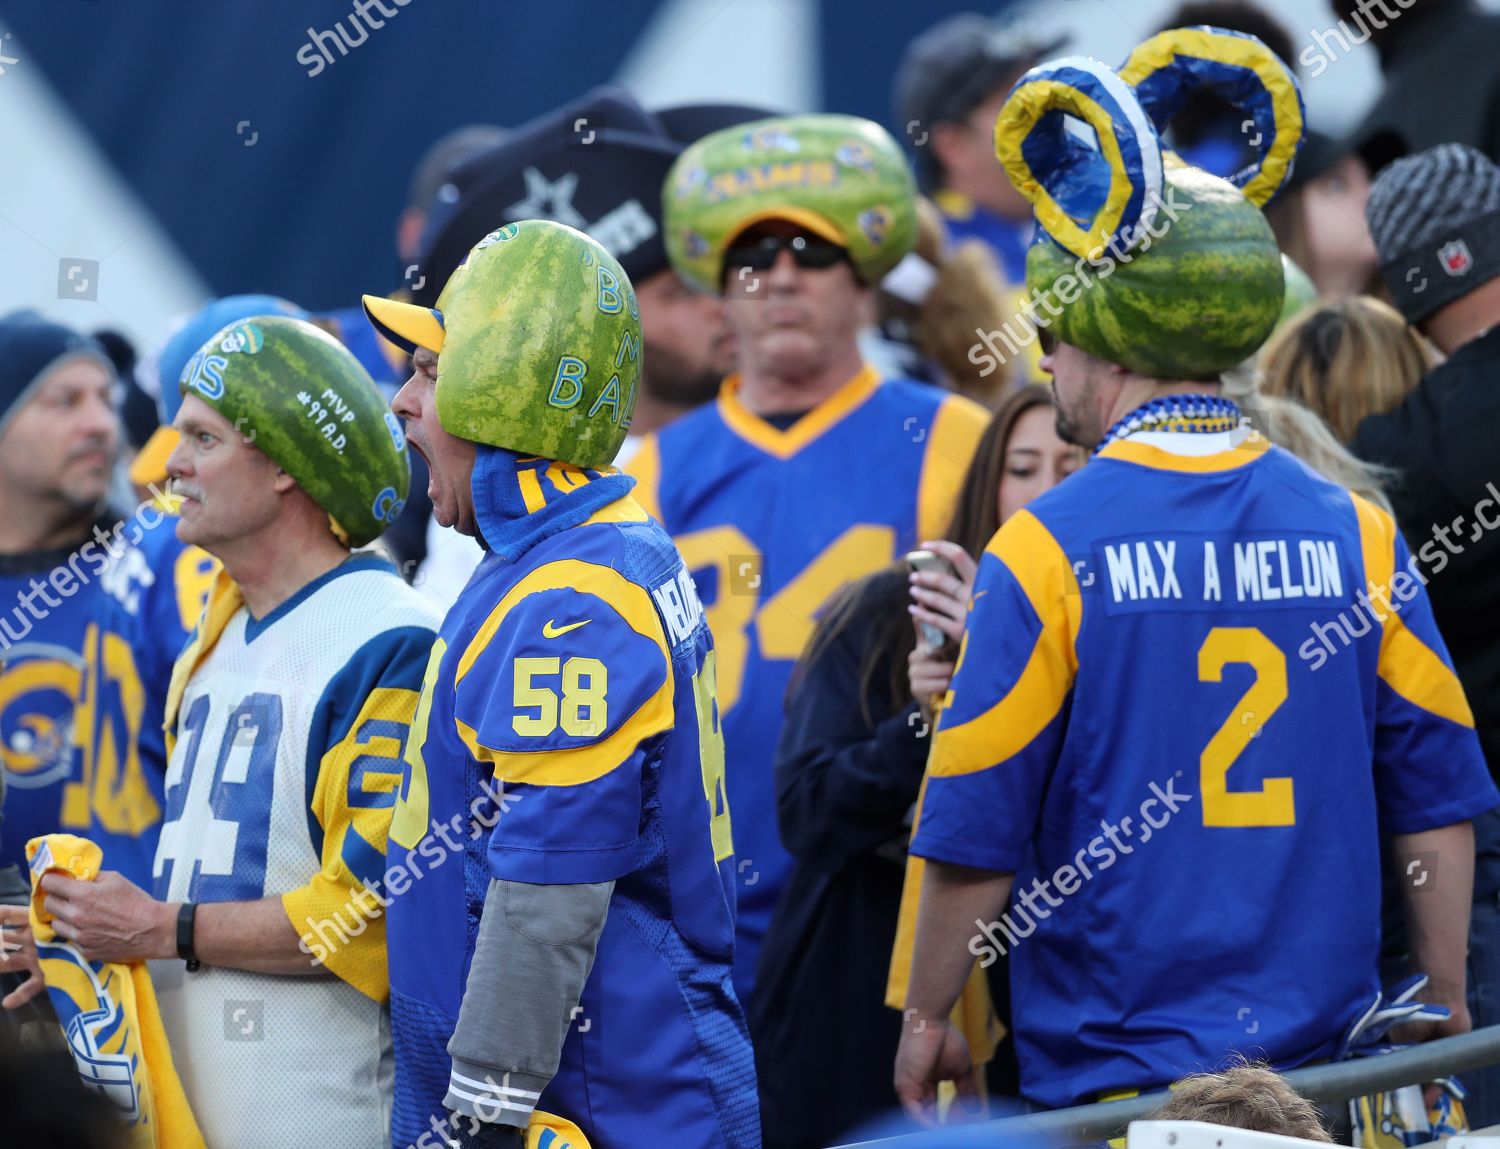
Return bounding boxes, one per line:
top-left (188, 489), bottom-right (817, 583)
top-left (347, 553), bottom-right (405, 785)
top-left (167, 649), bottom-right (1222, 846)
top-left (1258, 295), bottom-right (1432, 443)
top-left (877, 197), bottom-right (1015, 406)
top-left (1150, 1062), bottom-right (1333, 1142)
top-left (1222, 363), bottom-right (1396, 513)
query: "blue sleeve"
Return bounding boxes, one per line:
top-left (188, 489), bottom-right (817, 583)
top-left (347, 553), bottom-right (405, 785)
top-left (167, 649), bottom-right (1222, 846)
top-left (1371, 531), bottom-right (1498, 833)
top-left (288, 622), bottom-right (436, 1000)
top-left (910, 511), bottom-right (1078, 873)
top-left (449, 562), bottom-right (673, 884)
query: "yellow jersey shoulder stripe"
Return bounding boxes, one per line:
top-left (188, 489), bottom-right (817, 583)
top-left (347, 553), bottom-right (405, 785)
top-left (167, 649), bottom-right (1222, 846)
top-left (454, 559), bottom-right (675, 787)
top-left (930, 510), bottom-right (1080, 777)
top-left (624, 435), bottom-right (663, 523)
top-left (1351, 494), bottom-right (1474, 729)
top-left (916, 392), bottom-right (990, 544)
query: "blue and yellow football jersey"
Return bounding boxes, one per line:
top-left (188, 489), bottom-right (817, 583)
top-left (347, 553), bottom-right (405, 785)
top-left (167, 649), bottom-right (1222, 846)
top-left (387, 461), bottom-right (758, 1149)
top-left (0, 522), bottom-right (119, 872)
top-left (910, 435), bottom-right (1499, 1108)
top-left (629, 366), bottom-right (988, 997)
top-left (61, 506), bottom-right (216, 887)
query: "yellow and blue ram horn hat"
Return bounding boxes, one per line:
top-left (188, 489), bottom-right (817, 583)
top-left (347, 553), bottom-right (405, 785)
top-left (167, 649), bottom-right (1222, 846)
top-left (1119, 25), bottom-right (1305, 208)
top-left (995, 54), bottom-right (1167, 263)
top-left (997, 26), bottom-right (1304, 262)
top-left (994, 27), bottom-right (1303, 379)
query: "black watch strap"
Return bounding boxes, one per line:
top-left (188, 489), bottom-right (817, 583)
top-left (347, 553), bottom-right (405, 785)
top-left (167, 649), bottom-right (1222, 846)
top-left (176, 902), bottom-right (201, 971)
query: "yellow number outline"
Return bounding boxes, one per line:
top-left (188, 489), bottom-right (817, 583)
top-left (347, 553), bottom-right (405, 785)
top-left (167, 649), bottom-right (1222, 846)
top-left (1198, 626), bottom-right (1293, 827)
top-left (62, 625), bottom-right (158, 834)
top-left (511, 657), bottom-right (610, 739)
top-left (390, 638), bottom-right (446, 850)
top-left (692, 649), bottom-right (734, 861)
top-left (674, 524), bottom-right (896, 715)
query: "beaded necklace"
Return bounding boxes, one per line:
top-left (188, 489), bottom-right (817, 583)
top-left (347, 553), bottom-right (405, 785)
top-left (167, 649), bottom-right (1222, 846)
top-left (1094, 393), bottom-right (1242, 456)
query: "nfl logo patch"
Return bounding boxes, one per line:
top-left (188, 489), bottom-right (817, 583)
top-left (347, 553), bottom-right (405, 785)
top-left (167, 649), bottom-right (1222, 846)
top-left (1439, 239), bottom-right (1474, 277)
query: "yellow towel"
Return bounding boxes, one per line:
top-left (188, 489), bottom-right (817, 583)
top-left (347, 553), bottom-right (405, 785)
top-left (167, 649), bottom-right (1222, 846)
top-left (26, 834), bottom-right (205, 1149)
top-left (163, 568), bottom-right (245, 748)
top-left (529, 1110), bottom-right (593, 1147)
top-left (885, 776), bottom-right (1004, 1116)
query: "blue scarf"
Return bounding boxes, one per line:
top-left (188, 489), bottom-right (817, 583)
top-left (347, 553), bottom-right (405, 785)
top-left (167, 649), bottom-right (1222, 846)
top-left (471, 445), bottom-right (636, 561)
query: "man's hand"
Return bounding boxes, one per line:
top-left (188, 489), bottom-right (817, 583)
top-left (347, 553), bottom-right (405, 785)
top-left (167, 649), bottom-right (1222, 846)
top-left (39, 871), bottom-right (176, 964)
top-left (1390, 995), bottom-right (1473, 1045)
top-left (0, 904), bottom-right (45, 1008)
top-left (894, 1017), bottom-right (976, 1127)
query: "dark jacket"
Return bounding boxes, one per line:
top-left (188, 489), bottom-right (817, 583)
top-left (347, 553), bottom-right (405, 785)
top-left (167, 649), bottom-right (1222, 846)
top-left (1347, 2), bottom-right (1500, 167)
top-left (1352, 326), bottom-right (1500, 782)
top-left (749, 569), bottom-right (928, 1149)
top-left (749, 570), bottom-right (1018, 1149)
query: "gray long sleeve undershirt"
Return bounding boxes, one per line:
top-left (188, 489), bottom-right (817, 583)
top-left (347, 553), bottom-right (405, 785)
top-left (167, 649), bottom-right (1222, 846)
top-left (444, 877), bottom-right (613, 1128)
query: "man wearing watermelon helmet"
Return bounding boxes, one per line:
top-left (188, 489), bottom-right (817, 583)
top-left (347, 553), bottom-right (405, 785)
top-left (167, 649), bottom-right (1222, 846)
top-left (895, 29), bottom-right (1496, 1118)
top-left (39, 315), bottom-right (440, 1149)
top-left (62, 297), bottom-right (308, 893)
top-left (630, 113), bottom-right (990, 1007)
top-left (362, 219), bottom-right (758, 1149)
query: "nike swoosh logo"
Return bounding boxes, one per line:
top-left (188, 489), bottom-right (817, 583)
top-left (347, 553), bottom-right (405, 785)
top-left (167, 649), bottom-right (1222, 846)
top-left (542, 618), bottom-right (591, 638)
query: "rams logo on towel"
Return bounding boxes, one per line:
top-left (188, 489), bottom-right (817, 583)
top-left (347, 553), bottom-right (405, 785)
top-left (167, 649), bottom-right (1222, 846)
top-left (38, 940), bottom-right (143, 1121)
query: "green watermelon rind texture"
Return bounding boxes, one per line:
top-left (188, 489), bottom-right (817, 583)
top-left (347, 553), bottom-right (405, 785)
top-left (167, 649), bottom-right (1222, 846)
top-left (178, 316), bottom-right (411, 548)
top-left (432, 220), bottom-right (641, 470)
top-left (664, 113), bottom-right (919, 295)
top-left (1025, 166), bottom-right (1286, 380)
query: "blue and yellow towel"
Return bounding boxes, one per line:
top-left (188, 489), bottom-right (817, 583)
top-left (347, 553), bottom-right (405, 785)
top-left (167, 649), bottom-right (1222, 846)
top-left (26, 833), bottom-right (205, 1149)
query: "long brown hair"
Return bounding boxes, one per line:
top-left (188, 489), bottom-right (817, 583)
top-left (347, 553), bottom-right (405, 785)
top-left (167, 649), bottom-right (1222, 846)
top-left (1257, 295), bottom-right (1432, 442)
top-left (792, 384), bottom-right (1060, 724)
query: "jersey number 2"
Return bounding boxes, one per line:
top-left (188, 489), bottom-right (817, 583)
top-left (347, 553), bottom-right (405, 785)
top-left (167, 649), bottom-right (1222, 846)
top-left (1198, 627), bottom-right (1293, 827)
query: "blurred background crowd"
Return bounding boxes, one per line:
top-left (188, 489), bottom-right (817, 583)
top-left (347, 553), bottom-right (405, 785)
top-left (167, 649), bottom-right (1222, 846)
top-left (5, 1), bottom-right (1500, 1146)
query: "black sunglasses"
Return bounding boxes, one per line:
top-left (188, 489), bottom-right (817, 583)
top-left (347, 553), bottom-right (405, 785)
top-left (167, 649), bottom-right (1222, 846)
top-left (724, 233), bottom-right (850, 274)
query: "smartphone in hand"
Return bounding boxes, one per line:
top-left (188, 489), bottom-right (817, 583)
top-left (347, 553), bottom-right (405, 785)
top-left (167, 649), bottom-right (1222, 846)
top-left (905, 548), bottom-right (957, 654)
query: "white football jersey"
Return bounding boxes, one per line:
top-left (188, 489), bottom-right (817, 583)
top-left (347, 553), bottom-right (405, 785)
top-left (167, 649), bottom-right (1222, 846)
top-left (149, 555), bottom-right (438, 1149)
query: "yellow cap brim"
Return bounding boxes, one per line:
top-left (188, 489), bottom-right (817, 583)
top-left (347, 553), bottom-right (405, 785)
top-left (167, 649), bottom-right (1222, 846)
top-left (726, 207), bottom-right (847, 249)
top-left (361, 294), bottom-right (446, 356)
top-left (128, 425), bottom-right (180, 487)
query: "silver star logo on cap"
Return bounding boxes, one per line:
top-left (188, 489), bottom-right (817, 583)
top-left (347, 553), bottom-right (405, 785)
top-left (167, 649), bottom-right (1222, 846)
top-left (505, 167), bottom-right (588, 231)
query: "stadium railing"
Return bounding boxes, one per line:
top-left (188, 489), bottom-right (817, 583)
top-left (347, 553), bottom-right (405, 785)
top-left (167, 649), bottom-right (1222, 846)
top-left (837, 1024), bottom-right (1500, 1148)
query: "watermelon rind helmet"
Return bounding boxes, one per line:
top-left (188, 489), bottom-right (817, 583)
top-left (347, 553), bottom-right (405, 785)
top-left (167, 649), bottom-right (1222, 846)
top-left (363, 219), bottom-right (641, 470)
top-left (998, 26), bottom-right (1302, 378)
top-left (663, 113), bottom-right (919, 295)
top-left (178, 315), bottom-right (411, 548)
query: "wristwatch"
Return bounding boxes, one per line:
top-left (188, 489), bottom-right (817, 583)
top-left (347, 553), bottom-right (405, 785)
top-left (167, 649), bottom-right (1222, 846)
top-left (176, 902), bottom-right (201, 972)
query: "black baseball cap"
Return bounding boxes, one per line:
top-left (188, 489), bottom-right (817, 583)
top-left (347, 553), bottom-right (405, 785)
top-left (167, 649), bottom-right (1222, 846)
top-left (412, 89), bottom-right (779, 307)
top-left (895, 12), bottom-right (1067, 134)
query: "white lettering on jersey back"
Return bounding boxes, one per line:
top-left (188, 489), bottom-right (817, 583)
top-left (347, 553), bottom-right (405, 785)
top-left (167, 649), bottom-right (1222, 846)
top-left (1104, 539), bottom-right (1182, 603)
top-left (653, 565), bottom-right (705, 646)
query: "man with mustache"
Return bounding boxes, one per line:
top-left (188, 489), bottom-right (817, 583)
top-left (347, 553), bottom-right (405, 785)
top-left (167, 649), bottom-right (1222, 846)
top-left (628, 115), bottom-right (990, 1005)
top-left (35, 316), bottom-right (439, 1148)
top-left (61, 300), bottom-right (309, 894)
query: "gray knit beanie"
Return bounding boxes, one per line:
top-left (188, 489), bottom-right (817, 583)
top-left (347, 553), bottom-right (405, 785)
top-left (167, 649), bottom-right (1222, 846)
top-left (1366, 143), bottom-right (1500, 323)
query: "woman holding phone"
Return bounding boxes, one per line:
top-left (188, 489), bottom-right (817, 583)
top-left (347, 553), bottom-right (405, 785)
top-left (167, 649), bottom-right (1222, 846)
top-left (750, 384), bottom-right (1082, 1149)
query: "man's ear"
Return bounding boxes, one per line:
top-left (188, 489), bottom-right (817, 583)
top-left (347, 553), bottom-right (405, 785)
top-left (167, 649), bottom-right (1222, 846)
top-left (271, 468), bottom-right (298, 495)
